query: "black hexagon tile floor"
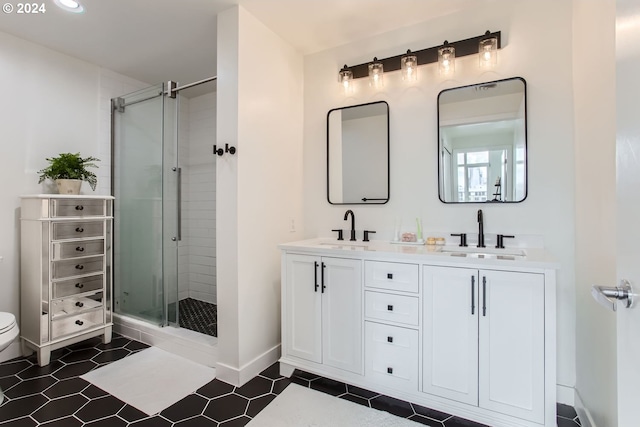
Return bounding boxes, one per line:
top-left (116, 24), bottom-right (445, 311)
top-left (1, 334), bottom-right (581, 426)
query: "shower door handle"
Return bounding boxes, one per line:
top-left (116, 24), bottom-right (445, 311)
top-left (173, 167), bottom-right (182, 241)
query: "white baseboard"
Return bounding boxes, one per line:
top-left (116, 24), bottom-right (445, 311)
top-left (574, 390), bottom-right (596, 427)
top-left (0, 340), bottom-right (23, 363)
top-left (217, 344), bottom-right (281, 387)
top-left (557, 384), bottom-right (575, 405)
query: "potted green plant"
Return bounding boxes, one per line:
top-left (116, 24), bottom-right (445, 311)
top-left (38, 153), bottom-right (100, 194)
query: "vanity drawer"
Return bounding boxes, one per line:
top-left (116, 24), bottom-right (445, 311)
top-left (51, 308), bottom-right (104, 340)
top-left (52, 221), bottom-right (104, 240)
top-left (53, 275), bottom-right (104, 298)
top-left (52, 199), bottom-right (105, 217)
top-left (365, 321), bottom-right (419, 392)
top-left (52, 256), bottom-right (103, 279)
top-left (365, 261), bottom-right (419, 293)
top-left (365, 291), bottom-right (419, 326)
top-left (53, 239), bottom-right (104, 260)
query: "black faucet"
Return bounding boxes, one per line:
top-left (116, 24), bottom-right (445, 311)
top-left (344, 210), bottom-right (356, 241)
top-left (477, 209), bottom-right (485, 248)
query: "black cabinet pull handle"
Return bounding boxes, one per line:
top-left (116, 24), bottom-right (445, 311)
top-left (75, 302), bottom-right (84, 307)
top-left (387, 305), bottom-right (393, 311)
top-left (213, 145), bottom-right (224, 156)
top-left (387, 367), bottom-right (393, 374)
top-left (76, 247), bottom-right (85, 252)
top-left (75, 265), bottom-right (84, 270)
top-left (387, 273), bottom-right (393, 279)
top-left (75, 205), bottom-right (84, 211)
top-left (471, 276), bottom-right (476, 315)
top-left (75, 320), bottom-right (84, 326)
top-left (482, 276), bottom-right (487, 316)
top-left (321, 262), bottom-right (326, 293)
top-left (75, 283), bottom-right (84, 288)
top-left (387, 336), bottom-right (393, 343)
top-left (75, 227), bottom-right (84, 233)
top-left (225, 143), bottom-right (236, 155)
top-left (314, 261), bottom-right (319, 292)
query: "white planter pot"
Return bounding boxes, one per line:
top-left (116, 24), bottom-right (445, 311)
top-left (55, 179), bottom-right (82, 195)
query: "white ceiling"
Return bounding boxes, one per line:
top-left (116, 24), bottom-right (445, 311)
top-left (0, 0), bottom-right (481, 91)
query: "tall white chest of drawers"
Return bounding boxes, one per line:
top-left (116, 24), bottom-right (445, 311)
top-left (20, 195), bottom-right (114, 366)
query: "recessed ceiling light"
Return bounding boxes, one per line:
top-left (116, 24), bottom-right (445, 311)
top-left (54, 0), bottom-right (84, 13)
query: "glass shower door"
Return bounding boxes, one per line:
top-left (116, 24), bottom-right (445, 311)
top-left (112, 83), bottom-right (179, 326)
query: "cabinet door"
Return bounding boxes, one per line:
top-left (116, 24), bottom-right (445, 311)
top-left (322, 257), bottom-right (363, 374)
top-left (478, 270), bottom-right (544, 423)
top-left (423, 266), bottom-right (478, 405)
top-left (284, 254), bottom-right (322, 363)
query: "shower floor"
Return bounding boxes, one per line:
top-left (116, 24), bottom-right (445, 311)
top-left (179, 298), bottom-right (218, 337)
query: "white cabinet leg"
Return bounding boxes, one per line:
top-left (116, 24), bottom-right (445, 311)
top-left (279, 362), bottom-right (295, 378)
top-left (102, 326), bottom-right (112, 344)
top-left (38, 346), bottom-right (51, 367)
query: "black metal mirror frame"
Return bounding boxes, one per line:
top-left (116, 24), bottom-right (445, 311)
top-left (437, 77), bottom-right (528, 204)
top-left (327, 100), bottom-right (390, 205)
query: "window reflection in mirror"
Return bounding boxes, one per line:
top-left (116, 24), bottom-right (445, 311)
top-left (438, 77), bottom-right (527, 203)
top-left (327, 101), bottom-right (389, 204)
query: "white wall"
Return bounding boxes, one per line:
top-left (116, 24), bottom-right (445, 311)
top-left (302, 0), bottom-right (577, 396)
top-left (572, 1), bottom-right (617, 426)
top-left (216, 6), bottom-right (304, 385)
top-left (0, 30), bottom-right (146, 360)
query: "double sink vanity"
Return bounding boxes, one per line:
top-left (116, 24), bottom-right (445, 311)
top-left (279, 76), bottom-right (558, 426)
top-left (279, 231), bottom-right (558, 427)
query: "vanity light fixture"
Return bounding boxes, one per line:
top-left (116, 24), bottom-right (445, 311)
top-left (479, 31), bottom-right (498, 68)
top-left (438, 41), bottom-right (455, 75)
top-left (368, 57), bottom-right (384, 88)
top-left (337, 30), bottom-right (501, 89)
top-left (338, 65), bottom-right (354, 94)
top-left (54, 0), bottom-right (84, 13)
top-left (401, 50), bottom-right (418, 82)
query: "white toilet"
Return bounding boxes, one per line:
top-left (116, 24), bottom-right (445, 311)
top-left (0, 312), bottom-right (19, 405)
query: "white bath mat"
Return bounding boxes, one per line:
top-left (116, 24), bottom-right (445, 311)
top-left (81, 346), bottom-right (216, 415)
top-left (246, 383), bottom-right (420, 427)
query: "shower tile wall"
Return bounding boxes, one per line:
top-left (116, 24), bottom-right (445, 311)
top-left (179, 92), bottom-right (217, 305)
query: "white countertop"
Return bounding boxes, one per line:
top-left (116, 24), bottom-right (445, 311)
top-left (279, 237), bottom-right (559, 271)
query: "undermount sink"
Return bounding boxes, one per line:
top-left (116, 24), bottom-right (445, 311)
top-left (318, 241), bottom-right (369, 250)
top-left (438, 246), bottom-right (526, 260)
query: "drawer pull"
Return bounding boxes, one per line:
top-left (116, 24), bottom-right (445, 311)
top-left (75, 205), bottom-right (84, 211)
top-left (75, 227), bottom-right (84, 233)
top-left (387, 273), bottom-right (393, 279)
top-left (75, 283), bottom-right (84, 289)
top-left (75, 320), bottom-right (84, 326)
top-left (76, 247), bottom-right (85, 252)
top-left (387, 336), bottom-right (393, 343)
top-left (75, 265), bottom-right (84, 270)
top-left (387, 367), bottom-right (393, 374)
top-left (387, 305), bottom-right (393, 311)
top-left (75, 302), bottom-right (84, 307)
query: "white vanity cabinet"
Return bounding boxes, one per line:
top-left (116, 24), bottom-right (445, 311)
top-left (283, 254), bottom-right (363, 375)
top-left (279, 239), bottom-right (557, 427)
top-left (423, 266), bottom-right (545, 423)
top-left (20, 195), bottom-right (114, 366)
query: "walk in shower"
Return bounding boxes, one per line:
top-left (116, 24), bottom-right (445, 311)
top-left (111, 78), bottom-right (218, 344)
